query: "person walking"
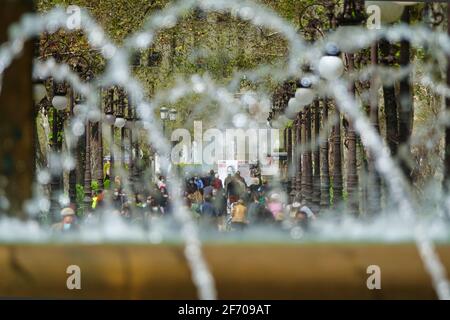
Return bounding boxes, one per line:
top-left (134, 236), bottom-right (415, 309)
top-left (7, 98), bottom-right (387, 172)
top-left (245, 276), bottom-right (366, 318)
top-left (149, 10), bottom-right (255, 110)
top-left (212, 173), bottom-right (223, 190)
top-left (51, 207), bottom-right (79, 232)
top-left (194, 175), bottom-right (204, 190)
top-left (231, 199), bottom-right (248, 231)
top-left (267, 193), bottom-right (284, 222)
top-left (247, 193), bottom-right (273, 225)
top-left (200, 195), bottom-right (219, 228)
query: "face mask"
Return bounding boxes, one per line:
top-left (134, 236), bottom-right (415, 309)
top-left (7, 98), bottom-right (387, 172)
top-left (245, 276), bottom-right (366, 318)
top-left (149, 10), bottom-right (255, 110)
top-left (63, 224), bottom-right (71, 230)
top-left (114, 192), bottom-right (119, 196)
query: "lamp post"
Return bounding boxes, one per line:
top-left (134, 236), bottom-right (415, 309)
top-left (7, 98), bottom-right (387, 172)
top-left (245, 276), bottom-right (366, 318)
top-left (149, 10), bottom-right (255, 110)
top-left (160, 106), bottom-right (169, 137)
top-left (104, 87), bottom-right (116, 186)
top-left (159, 107), bottom-right (177, 171)
top-left (49, 79), bottom-right (68, 221)
top-left (68, 87), bottom-right (77, 205)
top-left (115, 88), bottom-right (127, 169)
top-left (90, 88), bottom-right (104, 191)
top-left (126, 97), bottom-right (141, 193)
top-left (160, 107), bottom-right (178, 136)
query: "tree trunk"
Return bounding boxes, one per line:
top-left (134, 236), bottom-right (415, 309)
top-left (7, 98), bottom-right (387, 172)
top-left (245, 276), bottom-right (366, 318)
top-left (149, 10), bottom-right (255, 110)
top-left (91, 122), bottom-right (104, 190)
top-left (304, 107), bottom-right (313, 206)
top-left (301, 112), bottom-right (309, 204)
top-left (287, 126), bottom-right (294, 201)
top-left (0, 0), bottom-right (34, 220)
top-left (312, 100), bottom-right (321, 213)
top-left (68, 88), bottom-right (77, 205)
top-left (83, 122), bottom-right (92, 211)
top-left (50, 97), bottom-right (64, 222)
top-left (76, 128), bottom-right (86, 186)
top-left (367, 42), bottom-right (382, 215)
top-left (398, 7), bottom-right (413, 182)
top-left (332, 106), bottom-right (343, 208)
top-left (444, 4), bottom-right (450, 192)
top-left (121, 127), bottom-right (126, 169)
top-left (110, 124), bottom-right (115, 182)
top-left (296, 115), bottom-right (302, 201)
top-left (131, 127), bottom-right (141, 194)
top-left (380, 39), bottom-right (399, 157)
top-left (346, 53), bottom-right (359, 216)
top-left (320, 99), bottom-right (330, 209)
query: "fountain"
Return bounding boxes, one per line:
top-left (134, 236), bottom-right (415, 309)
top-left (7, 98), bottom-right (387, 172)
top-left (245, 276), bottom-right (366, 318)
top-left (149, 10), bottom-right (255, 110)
top-left (0, 0), bottom-right (449, 299)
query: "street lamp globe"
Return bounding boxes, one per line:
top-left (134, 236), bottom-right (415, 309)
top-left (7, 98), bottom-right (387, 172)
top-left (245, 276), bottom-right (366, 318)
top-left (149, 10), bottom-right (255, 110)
top-left (52, 94), bottom-right (69, 111)
top-left (169, 108), bottom-right (178, 121)
top-left (318, 43), bottom-right (344, 81)
top-left (114, 117), bottom-right (126, 128)
top-left (295, 77), bottom-right (314, 106)
top-left (160, 107), bottom-right (168, 120)
top-left (285, 97), bottom-right (302, 120)
top-left (33, 80), bottom-right (47, 103)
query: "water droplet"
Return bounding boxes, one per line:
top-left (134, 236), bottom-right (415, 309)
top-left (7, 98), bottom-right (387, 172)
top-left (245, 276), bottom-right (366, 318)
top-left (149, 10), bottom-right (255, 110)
top-left (232, 113), bottom-right (248, 128)
top-left (290, 226), bottom-right (304, 239)
top-left (37, 170), bottom-right (51, 184)
top-left (72, 120), bottom-right (85, 137)
top-left (58, 194), bottom-right (70, 206)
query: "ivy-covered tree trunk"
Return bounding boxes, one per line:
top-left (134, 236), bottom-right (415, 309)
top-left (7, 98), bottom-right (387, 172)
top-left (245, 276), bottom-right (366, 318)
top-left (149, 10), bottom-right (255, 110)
top-left (312, 100), bottom-right (321, 212)
top-left (367, 42), bottom-right (382, 215)
top-left (50, 103), bottom-right (64, 222)
top-left (296, 114), bottom-right (302, 201)
top-left (68, 88), bottom-right (77, 204)
top-left (346, 53), bottom-right (359, 216)
top-left (301, 114), bottom-right (307, 203)
top-left (380, 39), bottom-right (399, 157)
top-left (305, 107), bottom-right (313, 206)
top-left (320, 99), bottom-right (330, 209)
top-left (283, 127), bottom-right (287, 181)
top-left (398, 7), bottom-right (413, 182)
top-left (91, 121), bottom-right (104, 190)
top-left (444, 4), bottom-right (450, 192)
top-left (83, 122), bottom-right (92, 211)
top-left (332, 107), bottom-right (343, 208)
top-left (287, 126), bottom-right (295, 201)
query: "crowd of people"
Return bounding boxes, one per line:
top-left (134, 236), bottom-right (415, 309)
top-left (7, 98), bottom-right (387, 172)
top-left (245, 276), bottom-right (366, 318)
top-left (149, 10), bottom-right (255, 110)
top-left (183, 170), bottom-right (316, 231)
top-left (52, 169), bottom-right (316, 233)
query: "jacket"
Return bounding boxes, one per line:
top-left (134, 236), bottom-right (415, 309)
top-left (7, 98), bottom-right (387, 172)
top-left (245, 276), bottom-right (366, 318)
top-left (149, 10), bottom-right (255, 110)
top-left (231, 203), bottom-right (247, 223)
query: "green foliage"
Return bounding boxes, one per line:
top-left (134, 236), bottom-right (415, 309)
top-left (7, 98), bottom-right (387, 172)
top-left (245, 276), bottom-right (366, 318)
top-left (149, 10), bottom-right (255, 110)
top-left (76, 183), bottom-right (84, 202)
top-left (36, 0), bottom-right (296, 131)
top-left (75, 183), bottom-right (85, 216)
top-left (91, 180), bottom-right (99, 193)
